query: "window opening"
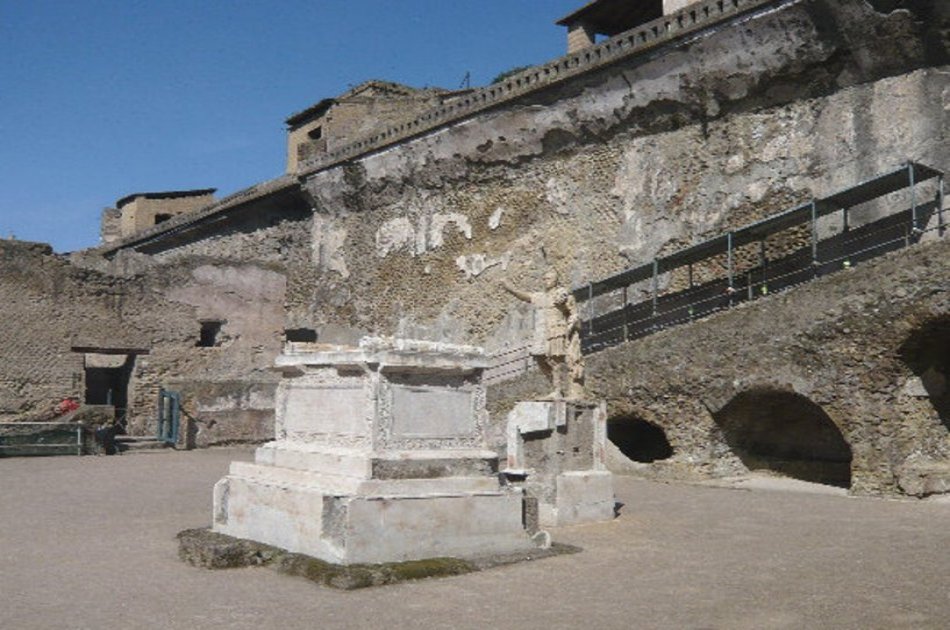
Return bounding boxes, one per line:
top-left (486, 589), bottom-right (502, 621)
top-left (285, 328), bottom-right (318, 343)
top-left (197, 321), bottom-right (223, 347)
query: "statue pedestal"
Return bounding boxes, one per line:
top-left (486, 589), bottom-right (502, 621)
top-left (504, 400), bottom-right (615, 527)
top-left (212, 338), bottom-right (537, 565)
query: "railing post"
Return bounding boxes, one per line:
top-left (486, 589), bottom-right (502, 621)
top-left (622, 285), bottom-right (629, 342)
top-left (727, 232), bottom-right (734, 306)
top-left (909, 162), bottom-right (917, 235)
top-left (651, 259), bottom-right (659, 330)
top-left (938, 175), bottom-right (945, 236)
top-left (587, 283), bottom-right (594, 339)
top-left (810, 200), bottom-right (818, 277)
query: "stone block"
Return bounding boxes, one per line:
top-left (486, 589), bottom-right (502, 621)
top-left (212, 337), bottom-right (539, 564)
top-left (896, 455), bottom-right (950, 497)
top-left (504, 400), bottom-right (615, 527)
top-left (552, 471), bottom-right (615, 527)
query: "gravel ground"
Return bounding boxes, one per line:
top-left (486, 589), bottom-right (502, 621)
top-left (1, 448), bottom-right (948, 629)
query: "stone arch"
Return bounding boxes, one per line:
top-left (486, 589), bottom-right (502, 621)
top-left (899, 315), bottom-right (950, 432)
top-left (607, 414), bottom-right (674, 463)
top-left (712, 389), bottom-right (852, 488)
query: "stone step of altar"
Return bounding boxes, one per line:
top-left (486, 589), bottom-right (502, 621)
top-left (228, 460), bottom-right (501, 497)
top-left (254, 443), bottom-right (500, 480)
top-left (116, 435), bottom-right (171, 452)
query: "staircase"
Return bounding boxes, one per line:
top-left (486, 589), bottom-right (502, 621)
top-left (115, 435), bottom-right (172, 453)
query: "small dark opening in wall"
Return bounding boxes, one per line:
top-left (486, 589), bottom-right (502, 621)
top-left (154, 213), bottom-right (173, 225)
top-left (285, 328), bottom-right (318, 343)
top-left (197, 321), bottom-right (223, 347)
top-left (899, 316), bottom-right (950, 431)
top-left (608, 417), bottom-right (674, 463)
top-left (307, 126), bottom-right (323, 140)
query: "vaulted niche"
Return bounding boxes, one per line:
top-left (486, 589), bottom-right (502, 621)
top-left (713, 390), bottom-right (852, 488)
top-left (607, 415), bottom-right (674, 463)
top-left (899, 316), bottom-right (950, 432)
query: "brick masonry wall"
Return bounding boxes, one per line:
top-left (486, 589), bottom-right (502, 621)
top-left (0, 240), bottom-right (287, 445)
top-left (489, 238), bottom-right (950, 496)
top-left (29, 0), bottom-right (947, 460)
top-left (293, 0), bottom-right (949, 352)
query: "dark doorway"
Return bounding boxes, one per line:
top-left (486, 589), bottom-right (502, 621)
top-left (713, 390), bottom-right (852, 488)
top-left (285, 328), bottom-right (318, 343)
top-left (608, 416), bottom-right (674, 463)
top-left (197, 321), bottom-right (223, 347)
top-left (84, 355), bottom-right (134, 423)
top-left (899, 316), bottom-right (950, 432)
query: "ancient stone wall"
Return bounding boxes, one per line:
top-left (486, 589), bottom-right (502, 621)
top-left (293, 0), bottom-right (948, 354)
top-left (29, 0), bottom-right (945, 459)
top-left (0, 240), bottom-right (286, 445)
top-left (490, 238), bottom-right (950, 497)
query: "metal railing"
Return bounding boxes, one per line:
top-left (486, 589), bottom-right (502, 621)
top-left (576, 162), bottom-right (944, 354)
top-left (0, 422), bottom-right (85, 457)
top-left (486, 162), bottom-right (945, 382)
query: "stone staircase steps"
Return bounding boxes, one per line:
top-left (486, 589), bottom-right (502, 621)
top-left (115, 435), bottom-right (172, 452)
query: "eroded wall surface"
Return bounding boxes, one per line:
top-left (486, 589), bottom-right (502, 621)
top-left (0, 241), bottom-right (286, 445)
top-left (4, 0), bottom-right (947, 464)
top-left (490, 238), bottom-right (950, 496)
top-left (293, 0), bottom-right (948, 355)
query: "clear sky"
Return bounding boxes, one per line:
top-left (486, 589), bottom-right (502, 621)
top-left (0, 0), bottom-right (583, 252)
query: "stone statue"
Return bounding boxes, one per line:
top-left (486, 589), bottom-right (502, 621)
top-left (502, 269), bottom-right (585, 399)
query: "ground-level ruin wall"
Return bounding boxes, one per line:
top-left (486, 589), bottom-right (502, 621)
top-left (489, 238), bottom-right (950, 497)
top-left (0, 241), bottom-right (287, 445)
top-left (14, 0), bottom-right (944, 452)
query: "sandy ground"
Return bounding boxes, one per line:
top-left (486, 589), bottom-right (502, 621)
top-left (1, 448), bottom-right (948, 630)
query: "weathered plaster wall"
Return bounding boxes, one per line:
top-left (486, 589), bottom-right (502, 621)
top-left (295, 0), bottom-right (948, 353)
top-left (10, 0), bottom-right (945, 464)
top-left (489, 238), bottom-right (950, 496)
top-left (0, 241), bottom-right (286, 445)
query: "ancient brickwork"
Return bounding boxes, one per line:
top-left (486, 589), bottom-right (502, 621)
top-left (4, 0), bottom-right (946, 478)
top-left (295, 3), bottom-right (949, 352)
top-left (0, 240), bottom-right (286, 445)
top-left (489, 238), bottom-right (950, 496)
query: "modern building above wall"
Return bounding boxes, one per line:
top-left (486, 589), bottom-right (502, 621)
top-left (284, 80), bottom-right (471, 173)
top-left (100, 188), bottom-right (216, 243)
top-left (557, 0), bottom-right (696, 52)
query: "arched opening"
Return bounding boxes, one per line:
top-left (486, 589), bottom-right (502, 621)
top-left (713, 390), bottom-right (852, 488)
top-left (899, 316), bottom-right (950, 432)
top-left (608, 416), bottom-right (674, 463)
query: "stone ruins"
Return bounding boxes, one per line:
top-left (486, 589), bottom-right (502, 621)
top-left (1, 0), bottom-right (948, 507)
top-left (213, 337), bottom-right (546, 563)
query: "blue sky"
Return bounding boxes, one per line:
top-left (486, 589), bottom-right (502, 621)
top-left (0, 0), bottom-right (582, 252)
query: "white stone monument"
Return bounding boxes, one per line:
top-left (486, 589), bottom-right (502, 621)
top-left (212, 337), bottom-right (539, 565)
top-left (504, 400), bottom-right (615, 527)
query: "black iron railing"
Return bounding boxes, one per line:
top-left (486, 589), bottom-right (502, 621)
top-left (486, 162), bottom-right (945, 382)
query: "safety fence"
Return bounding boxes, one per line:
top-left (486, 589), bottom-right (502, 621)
top-left (0, 422), bottom-right (85, 457)
top-left (485, 162), bottom-right (945, 381)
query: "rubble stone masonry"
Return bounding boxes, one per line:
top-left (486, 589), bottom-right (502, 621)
top-left (1, 0), bottom-right (947, 489)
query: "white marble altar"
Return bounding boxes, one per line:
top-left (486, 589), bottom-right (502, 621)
top-left (212, 337), bottom-right (538, 564)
